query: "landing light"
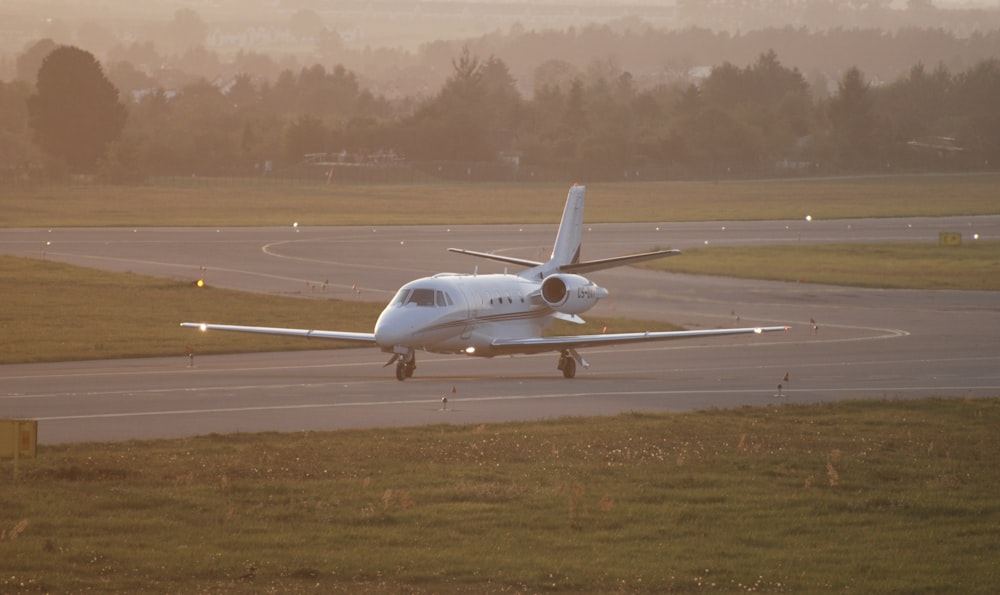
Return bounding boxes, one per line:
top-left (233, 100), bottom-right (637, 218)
top-left (753, 327), bottom-right (763, 334)
top-left (465, 347), bottom-right (476, 354)
top-left (199, 323), bottom-right (208, 332)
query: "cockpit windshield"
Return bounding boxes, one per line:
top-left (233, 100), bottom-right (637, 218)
top-left (391, 287), bottom-right (455, 308)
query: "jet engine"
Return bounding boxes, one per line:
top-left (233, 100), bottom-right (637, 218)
top-left (540, 274), bottom-right (608, 315)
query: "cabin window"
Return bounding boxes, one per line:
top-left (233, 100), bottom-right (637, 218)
top-left (391, 288), bottom-right (411, 306)
top-left (394, 287), bottom-right (438, 307)
top-left (397, 288), bottom-right (455, 307)
top-left (407, 288), bottom-right (436, 306)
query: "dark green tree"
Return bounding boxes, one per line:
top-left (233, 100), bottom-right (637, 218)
top-left (677, 106), bottom-right (762, 176)
top-left (877, 63), bottom-right (953, 167)
top-left (953, 59), bottom-right (1000, 166)
top-left (700, 61), bottom-right (743, 109)
top-left (479, 56), bottom-right (522, 132)
top-left (0, 80), bottom-right (37, 166)
top-left (153, 80), bottom-right (241, 175)
top-left (262, 69), bottom-right (298, 115)
top-left (15, 38), bottom-right (58, 81)
top-left (284, 115), bottom-right (329, 162)
top-left (396, 47), bottom-right (494, 161)
top-left (27, 46), bottom-right (127, 172)
top-left (226, 74), bottom-right (259, 112)
top-left (826, 66), bottom-right (879, 170)
top-left (561, 78), bottom-right (588, 132)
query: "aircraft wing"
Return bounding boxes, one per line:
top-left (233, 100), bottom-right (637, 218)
top-left (447, 248), bottom-right (543, 268)
top-left (490, 325), bottom-right (789, 354)
top-left (559, 249), bottom-right (682, 274)
top-left (180, 322), bottom-right (376, 343)
top-left (449, 247), bottom-right (681, 275)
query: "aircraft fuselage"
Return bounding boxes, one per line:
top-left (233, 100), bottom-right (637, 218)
top-left (374, 272), bottom-right (557, 357)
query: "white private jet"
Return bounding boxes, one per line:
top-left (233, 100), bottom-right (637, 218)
top-left (182, 185), bottom-right (788, 380)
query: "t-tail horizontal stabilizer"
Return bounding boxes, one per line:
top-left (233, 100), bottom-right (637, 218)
top-left (449, 185), bottom-right (680, 276)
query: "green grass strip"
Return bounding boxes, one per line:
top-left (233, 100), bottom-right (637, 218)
top-left (2, 398), bottom-right (998, 592)
top-left (0, 255), bottom-right (380, 364)
top-left (645, 241), bottom-right (1000, 290)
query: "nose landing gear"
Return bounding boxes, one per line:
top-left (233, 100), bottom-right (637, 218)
top-left (396, 358), bottom-right (415, 381)
top-left (384, 350), bottom-right (416, 380)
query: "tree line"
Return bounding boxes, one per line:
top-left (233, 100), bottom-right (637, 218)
top-left (2, 45), bottom-right (998, 183)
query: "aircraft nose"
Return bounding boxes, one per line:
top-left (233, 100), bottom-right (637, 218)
top-left (374, 309), bottom-right (408, 348)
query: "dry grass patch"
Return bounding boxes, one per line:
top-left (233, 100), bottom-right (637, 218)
top-left (3, 174), bottom-right (998, 227)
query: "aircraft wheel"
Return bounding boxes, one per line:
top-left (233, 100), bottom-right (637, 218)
top-left (395, 361), bottom-right (407, 381)
top-left (561, 356), bottom-right (576, 379)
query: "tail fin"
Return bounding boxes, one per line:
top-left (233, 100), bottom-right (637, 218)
top-left (549, 184), bottom-right (586, 268)
top-left (541, 183), bottom-right (680, 276)
top-left (449, 184), bottom-right (680, 278)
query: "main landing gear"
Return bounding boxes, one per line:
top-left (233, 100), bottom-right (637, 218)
top-left (557, 348), bottom-right (588, 379)
top-left (557, 351), bottom-right (576, 379)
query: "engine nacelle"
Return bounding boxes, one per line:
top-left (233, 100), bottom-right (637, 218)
top-left (540, 274), bottom-right (608, 315)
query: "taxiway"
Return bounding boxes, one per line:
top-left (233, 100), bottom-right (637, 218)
top-left (2, 215), bottom-right (998, 443)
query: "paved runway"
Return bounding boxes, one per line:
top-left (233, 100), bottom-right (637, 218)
top-left (2, 214), bottom-right (999, 444)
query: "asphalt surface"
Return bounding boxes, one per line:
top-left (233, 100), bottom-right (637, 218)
top-left (2, 214), bottom-right (998, 444)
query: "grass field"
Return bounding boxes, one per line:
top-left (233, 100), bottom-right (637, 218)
top-left (645, 241), bottom-right (1000, 290)
top-left (2, 173), bottom-right (999, 227)
top-left (2, 398), bottom-right (997, 593)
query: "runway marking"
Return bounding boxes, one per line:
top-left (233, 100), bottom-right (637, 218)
top-left (0, 359), bottom-right (375, 383)
top-left (32, 384), bottom-right (1000, 422)
top-left (263, 239), bottom-right (437, 277)
top-left (37, 250), bottom-right (396, 296)
top-left (4, 348), bottom-right (996, 391)
top-left (1, 379), bottom-right (393, 401)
